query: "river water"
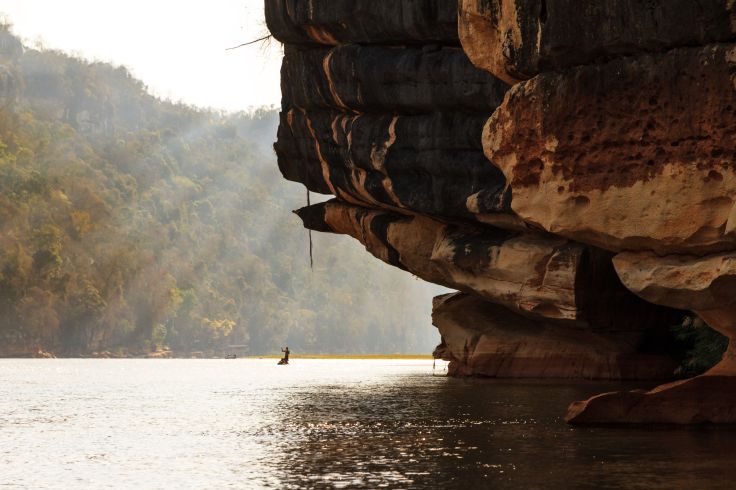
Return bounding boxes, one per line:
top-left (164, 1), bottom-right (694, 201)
top-left (0, 359), bottom-right (733, 489)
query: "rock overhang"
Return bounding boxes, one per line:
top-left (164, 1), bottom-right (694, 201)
top-left (266, 0), bottom-right (736, 424)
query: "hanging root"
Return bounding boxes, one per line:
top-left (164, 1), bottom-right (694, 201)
top-left (225, 35), bottom-right (273, 51)
top-left (307, 188), bottom-right (314, 270)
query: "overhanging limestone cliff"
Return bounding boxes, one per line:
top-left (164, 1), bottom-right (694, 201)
top-left (268, 0), bottom-right (682, 383)
top-left (465, 1), bottom-right (736, 423)
top-left (266, 0), bottom-right (458, 46)
top-left (267, 0), bottom-right (736, 423)
top-left (296, 200), bottom-right (679, 332)
top-left (432, 292), bottom-right (677, 379)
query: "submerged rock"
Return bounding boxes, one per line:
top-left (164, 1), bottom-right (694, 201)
top-left (566, 376), bottom-right (736, 425)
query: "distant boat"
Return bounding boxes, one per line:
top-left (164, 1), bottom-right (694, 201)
top-left (224, 354), bottom-right (237, 359)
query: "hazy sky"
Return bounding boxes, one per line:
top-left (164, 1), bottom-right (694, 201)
top-left (0, 0), bottom-right (282, 112)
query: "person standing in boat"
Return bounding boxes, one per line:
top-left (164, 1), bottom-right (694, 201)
top-left (280, 346), bottom-right (290, 364)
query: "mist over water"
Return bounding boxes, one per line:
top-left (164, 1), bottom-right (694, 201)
top-left (3, 6), bottom-right (730, 490)
top-left (2, 359), bottom-right (734, 489)
top-left (0, 24), bottom-right (444, 357)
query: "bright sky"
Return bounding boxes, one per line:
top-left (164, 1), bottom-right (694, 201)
top-left (0, 0), bottom-right (282, 112)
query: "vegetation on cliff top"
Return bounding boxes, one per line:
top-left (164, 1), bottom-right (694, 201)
top-left (0, 25), bottom-right (438, 356)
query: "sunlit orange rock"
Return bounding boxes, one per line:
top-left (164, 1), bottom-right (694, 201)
top-left (484, 44), bottom-right (736, 254)
top-left (266, 0), bottom-right (736, 419)
top-left (296, 200), bottom-right (680, 332)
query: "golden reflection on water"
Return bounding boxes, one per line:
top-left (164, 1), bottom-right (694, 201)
top-left (0, 359), bottom-right (734, 489)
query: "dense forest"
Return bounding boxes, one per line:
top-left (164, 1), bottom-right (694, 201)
top-left (0, 25), bottom-right (442, 357)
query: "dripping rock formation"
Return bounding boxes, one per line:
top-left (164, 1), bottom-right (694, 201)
top-left (267, 0), bottom-right (736, 424)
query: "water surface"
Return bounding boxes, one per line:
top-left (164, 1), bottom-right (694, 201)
top-left (0, 359), bottom-right (733, 489)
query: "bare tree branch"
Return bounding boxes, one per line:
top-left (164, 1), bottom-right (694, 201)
top-left (225, 35), bottom-right (273, 51)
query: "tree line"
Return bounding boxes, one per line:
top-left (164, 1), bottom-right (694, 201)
top-left (0, 25), bottom-right (440, 356)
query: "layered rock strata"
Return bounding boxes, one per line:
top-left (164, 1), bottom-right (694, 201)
top-left (433, 292), bottom-right (677, 379)
top-left (269, 0), bottom-right (681, 378)
top-left (566, 251), bottom-right (736, 423)
top-left (297, 200), bottom-right (679, 331)
top-left (460, 2), bottom-right (736, 422)
top-left (267, 0), bottom-right (736, 422)
top-left (275, 40), bottom-right (517, 228)
top-left (266, 0), bottom-right (459, 46)
top-left (484, 43), bottom-right (736, 254)
top-left (459, 0), bottom-right (736, 84)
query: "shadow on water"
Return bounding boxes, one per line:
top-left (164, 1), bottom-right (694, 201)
top-left (257, 374), bottom-right (736, 489)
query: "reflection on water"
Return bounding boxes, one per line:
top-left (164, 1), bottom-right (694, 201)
top-left (0, 359), bottom-right (733, 489)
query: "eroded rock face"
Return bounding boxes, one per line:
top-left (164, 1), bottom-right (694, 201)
top-left (566, 251), bottom-right (736, 423)
top-left (609, 252), bottom-right (736, 381)
top-left (267, 0), bottom-right (736, 419)
top-left (266, 0), bottom-right (458, 46)
top-left (458, 0), bottom-right (736, 423)
top-left (613, 251), bottom-right (736, 318)
top-left (459, 0), bottom-right (736, 84)
top-left (297, 200), bottom-right (680, 331)
top-left (566, 376), bottom-right (736, 425)
top-left (277, 109), bottom-right (516, 226)
top-left (280, 45), bottom-right (507, 114)
top-left (484, 44), bottom-right (736, 254)
top-left (274, 41), bottom-right (515, 227)
top-left (297, 200), bottom-right (582, 322)
top-left (268, 4), bottom-right (517, 227)
top-left (433, 293), bottom-right (677, 379)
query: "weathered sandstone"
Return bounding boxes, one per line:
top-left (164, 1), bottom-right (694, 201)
top-left (567, 251), bottom-right (736, 423)
top-left (281, 44), bottom-right (508, 114)
top-left (277, 109), bottom-right (516, 226)
top-left (296, 200), bottom-right (582, 322)
top-left (613, 251), bottom-right (736, 319)
top-left (459, 0), bottom-right (736, 84)
top-left (297, 200), bottom-right (680, 331)
top-left (266, 0), bottom-right (458, 46)
top-left (267, 0), bottom-right (736, 421)
top-left (275, 42), bottom-right (513, 227)
top-left (566, 376), bottom-right (736, 425)
top-left (484, 44), bottom-right (736, 254)
top-left (433, 292), bottom-right (678, 379)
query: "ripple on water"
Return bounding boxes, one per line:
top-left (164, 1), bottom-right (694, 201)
top-left (0, 359), bottom-right (735, 489)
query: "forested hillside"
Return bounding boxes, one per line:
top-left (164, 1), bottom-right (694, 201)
top-left (0, 25), bottom-right (440, 356)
